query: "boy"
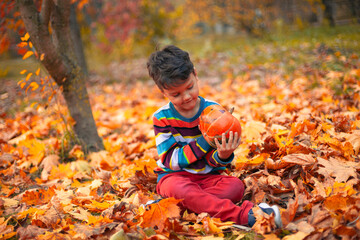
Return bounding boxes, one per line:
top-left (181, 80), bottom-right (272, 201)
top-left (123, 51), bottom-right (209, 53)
top-left (147, 45), bottom-right (282, 228)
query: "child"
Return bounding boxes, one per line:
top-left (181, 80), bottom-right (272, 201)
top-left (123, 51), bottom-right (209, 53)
top-left (147, 45), bottom-right (282, 228)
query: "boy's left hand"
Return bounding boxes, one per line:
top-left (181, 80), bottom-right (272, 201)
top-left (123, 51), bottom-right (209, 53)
top-left (215, 131), bottom-right (241, 160)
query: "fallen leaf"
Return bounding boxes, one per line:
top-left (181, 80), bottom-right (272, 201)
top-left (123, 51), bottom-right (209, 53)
top-left (138, 197), bottom-right (182, 232)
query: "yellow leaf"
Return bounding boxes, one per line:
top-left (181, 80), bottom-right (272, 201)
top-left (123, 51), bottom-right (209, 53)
top-left (25, 72), bottom-right (33, 81)
top-left (20, 81), bottom-right (26, 89)
top-left (87, 215), bottom-right (113, 226)
top-left (35, 68), bottom-right (40, 76)
top-left (29, 41), bottom-right (33, 48)
top-left (23, 51), bottom-right (34, 60)
top-left (20, 69), bottom-right (27, 74)
top-left (21, 138), bottom-right (46, 165)
top-left (29, 82), bottom-right (39, 91)
top-left (30, 102), bottom-right (38, 108)
top-left (248, 153), bottom-right (269, 165)
top-left (40, 53), bottom-right (45, 61)
top-left (17, 208), bottom-right (46, 219)
top-left (21, 32), bottom-right (30, 41)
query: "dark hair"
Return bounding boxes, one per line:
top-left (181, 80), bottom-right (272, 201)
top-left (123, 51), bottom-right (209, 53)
top-left (147, 45), bottom-right (194, 91)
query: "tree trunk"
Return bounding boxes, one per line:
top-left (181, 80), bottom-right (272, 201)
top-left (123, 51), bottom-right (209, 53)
top-left (17, 0), bottom-right (104, 153)
top-left (70, 3), bottom-right (88, 76)
top-left (322, 0), bottom-right (335, 26)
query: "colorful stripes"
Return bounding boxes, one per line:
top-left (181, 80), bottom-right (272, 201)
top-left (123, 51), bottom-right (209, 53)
top-left (152, 96), bottom-right (234, 179)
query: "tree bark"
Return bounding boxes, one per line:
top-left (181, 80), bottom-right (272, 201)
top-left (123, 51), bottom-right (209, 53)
top-left (17, 0), bottom-right (104, 153)
top-left (70, 3), bottom-right (88, 76)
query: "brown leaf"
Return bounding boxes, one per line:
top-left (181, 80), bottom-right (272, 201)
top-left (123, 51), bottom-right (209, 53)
top-left (252, 205), bottom-right (276, 234)
top-left (40, 154), bottom-right (60, 181)
top-left (317, 157), bottom-right (359, 183)
top-left (17, 225), bottom-right (46, 240)
top-left (281, 153), bottom-right (316, 166)
top-left (281, 197), bottom-right (298, 228)
top-left (339, 130), bottom-right (360, 155)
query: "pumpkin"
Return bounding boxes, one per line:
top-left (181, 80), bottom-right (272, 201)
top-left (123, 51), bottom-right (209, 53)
top-left (199, 105), bottom-right (241, 148)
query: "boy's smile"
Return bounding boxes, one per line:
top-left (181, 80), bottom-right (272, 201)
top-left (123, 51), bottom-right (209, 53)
top-left (162, 72), bottom-right (200, 118)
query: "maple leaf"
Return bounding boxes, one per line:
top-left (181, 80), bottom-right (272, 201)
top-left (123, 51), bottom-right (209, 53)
top-left (242, 121), bottom-right (266, 143)
top-left (317, 157), bottom-right (359, 183)
top-left (339, 130), bottom-right (360, 155)
top-left (137, 197), bottom-right (182, 232)
top-left (21, 138), bottom-right (46, 166)
top-left (17, 225), bottom-right (46, 240)
top-left (31, 207), bottom-right (62, 228)
top-left (21, 187), bottom-right (56, 206)
top-left (49, 163), bottom-right (75, 180)
top-left (195, 216), bottom-right (234, 237)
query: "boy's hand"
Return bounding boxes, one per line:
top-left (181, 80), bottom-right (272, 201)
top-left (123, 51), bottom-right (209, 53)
top-left (215, 131), bottom-right (241, 160)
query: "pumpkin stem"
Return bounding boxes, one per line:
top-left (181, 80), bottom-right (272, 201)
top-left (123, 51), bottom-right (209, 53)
top-left (229, 107), bottom-right (234, 114)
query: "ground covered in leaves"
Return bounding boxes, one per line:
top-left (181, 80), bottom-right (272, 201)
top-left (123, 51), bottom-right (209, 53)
top-left (1, 42), bottom-right (360, 239)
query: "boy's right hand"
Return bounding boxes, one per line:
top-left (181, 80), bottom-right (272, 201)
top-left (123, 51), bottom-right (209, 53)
top-left (214, 131), bottom-right (241, 160)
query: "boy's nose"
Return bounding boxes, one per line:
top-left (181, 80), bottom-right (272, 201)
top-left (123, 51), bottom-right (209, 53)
top-left (183, 93), bottom-right (191, 101)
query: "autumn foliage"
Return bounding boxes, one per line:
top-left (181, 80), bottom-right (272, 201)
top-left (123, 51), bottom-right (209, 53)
top-left (1, 43), bottom-right (360, 239)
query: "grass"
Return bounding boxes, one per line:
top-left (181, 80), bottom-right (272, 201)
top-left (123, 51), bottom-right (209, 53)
top-left (1, 24), bottom-right (359, 81)
top-left (0, 58), bottom-right (40, 81)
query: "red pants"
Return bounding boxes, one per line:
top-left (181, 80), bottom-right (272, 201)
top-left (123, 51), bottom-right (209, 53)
top-left (156, 171), bottom-right (254, 225)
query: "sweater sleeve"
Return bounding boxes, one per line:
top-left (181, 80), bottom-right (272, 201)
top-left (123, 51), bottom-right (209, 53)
top-left (153, 116), bottom-right (212, 170)
top-left (205, 150), bottom-right (234, 167)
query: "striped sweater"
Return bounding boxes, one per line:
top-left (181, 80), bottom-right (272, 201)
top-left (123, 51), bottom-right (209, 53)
top-left (153, 96), bottom-right (234, 181)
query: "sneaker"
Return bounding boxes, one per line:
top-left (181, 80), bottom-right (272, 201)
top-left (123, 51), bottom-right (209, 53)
top-left (248, 203), bottom-right (283, 228)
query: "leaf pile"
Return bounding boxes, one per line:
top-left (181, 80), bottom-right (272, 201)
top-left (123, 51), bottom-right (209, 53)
top-left (1, 48), bottom-right (360, 239)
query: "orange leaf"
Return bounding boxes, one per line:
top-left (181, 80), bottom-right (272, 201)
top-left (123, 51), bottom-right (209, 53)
top-left (20, 69), bottom-right (27, 74)
top-left (23, 51), bottom-right (34, 60)
top-left (17, 42), bottom-right (28, 48)
top-left (324, 194), bottom-right (348, 211)
top-left (40, 53), bottom-right (45, 61)
top-left (138, 197), bottom-right (182, 232)
top-left (35, 68), bottom-right (40, 76)
top-left (21, 187), bottom-right (56, 206)
top-left (21, 32), bottom-right (30, 41)
top-left (29, 82), bottom-right (39, 91)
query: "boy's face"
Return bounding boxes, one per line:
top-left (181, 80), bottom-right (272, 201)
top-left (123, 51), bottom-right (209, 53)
top-left (162, 72), bottom-right (200, 115)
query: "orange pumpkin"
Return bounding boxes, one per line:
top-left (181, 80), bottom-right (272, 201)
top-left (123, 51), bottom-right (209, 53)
top-left (199, 105), bottom-right (241, 148)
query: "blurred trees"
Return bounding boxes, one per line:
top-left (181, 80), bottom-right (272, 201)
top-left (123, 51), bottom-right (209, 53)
top-left (2, 0), bottom-right (359, 58)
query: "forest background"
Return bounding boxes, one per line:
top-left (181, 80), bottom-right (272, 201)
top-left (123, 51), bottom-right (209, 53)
top-left (1, 0), bottom-right (360, 239)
